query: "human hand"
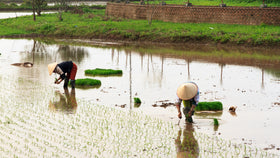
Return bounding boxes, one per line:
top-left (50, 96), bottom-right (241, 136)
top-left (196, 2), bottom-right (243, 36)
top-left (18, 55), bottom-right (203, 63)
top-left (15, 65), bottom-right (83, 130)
top-left (187, 111), bottom-right (192, 117)
top-left (54, 78), bottom-right (58, 84)
top-left (55, 79), bottom-right (61, 84)
top-left (178, 112), bottom-right (182, 119)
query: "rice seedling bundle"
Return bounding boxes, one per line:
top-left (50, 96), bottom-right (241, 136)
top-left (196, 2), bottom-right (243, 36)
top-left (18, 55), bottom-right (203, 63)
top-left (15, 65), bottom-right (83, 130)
top-left (73, 78), bottom-right (101, 88)
top-left (195, 101), bottom-right (223, 111)
top-left (85, 68), bottom-right (123, 76)
top-left (134, 97), bottom-right (141, 108)
top-left (134, 97), bottom-right (141, 104)
top-left (213, 118), bottom-right (219, 126)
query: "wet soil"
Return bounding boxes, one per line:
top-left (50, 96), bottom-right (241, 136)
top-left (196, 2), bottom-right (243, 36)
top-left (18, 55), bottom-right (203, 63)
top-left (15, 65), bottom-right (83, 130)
top-left (152, 100), bottom-right (174, 108)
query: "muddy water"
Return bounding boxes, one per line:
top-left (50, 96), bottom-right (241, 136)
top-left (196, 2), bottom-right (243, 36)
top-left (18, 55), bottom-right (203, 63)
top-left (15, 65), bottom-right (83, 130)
top-left (0, 38), bottom-right (280, 155)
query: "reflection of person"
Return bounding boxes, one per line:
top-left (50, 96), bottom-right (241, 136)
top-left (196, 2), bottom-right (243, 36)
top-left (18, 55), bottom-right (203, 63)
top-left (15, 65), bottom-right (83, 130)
top-left (175, 123), bottom-right (199, 158)
top-left (175, 82), bottom-right (199, 123)
top-left (48, 61), bottom-right (77, 88)
top-left (49, 88), bottom-right (77, 114)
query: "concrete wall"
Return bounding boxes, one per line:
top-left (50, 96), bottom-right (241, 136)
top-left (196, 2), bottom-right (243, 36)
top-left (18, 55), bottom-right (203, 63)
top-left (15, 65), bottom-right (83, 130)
top-left (106, 3), bottom-right (280, 25)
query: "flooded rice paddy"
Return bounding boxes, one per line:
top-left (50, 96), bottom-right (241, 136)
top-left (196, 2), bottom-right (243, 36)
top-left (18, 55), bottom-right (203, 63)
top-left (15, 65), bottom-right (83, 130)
top-left (0, 38), bottom-right (280, 157)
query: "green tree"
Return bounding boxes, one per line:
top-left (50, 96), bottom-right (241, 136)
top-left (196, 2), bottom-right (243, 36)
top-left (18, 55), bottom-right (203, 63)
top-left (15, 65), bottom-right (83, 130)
top-left (22, 0), bottom-right (47, 21)
top-left (55, 0), bottom-right (70, 21)
top-left (35, 0), bottom-right (47, 16)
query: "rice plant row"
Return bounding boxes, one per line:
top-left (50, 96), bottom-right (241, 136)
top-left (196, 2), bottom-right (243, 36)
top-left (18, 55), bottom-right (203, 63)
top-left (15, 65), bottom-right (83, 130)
top-left (0, 75), bottom-right (278, 157)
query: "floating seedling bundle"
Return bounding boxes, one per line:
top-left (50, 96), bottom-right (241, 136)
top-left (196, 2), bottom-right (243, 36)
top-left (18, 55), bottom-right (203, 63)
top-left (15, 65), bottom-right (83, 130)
top-left (71, 78), bottom-right (101, 88)
top-left (195, 101), bottom-right (223, 111)
top-left (85, 68), bottom-right (123, 76)
top-left (134, 97), bottom-right (141, 108)
top-left (213, 118), bottom-right (219, 126)
top-left (134, 97), bottom-right (141, 104)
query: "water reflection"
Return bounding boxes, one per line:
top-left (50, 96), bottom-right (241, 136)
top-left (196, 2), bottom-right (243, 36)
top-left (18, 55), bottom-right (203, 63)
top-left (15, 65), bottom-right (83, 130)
top-left (175, 123), bottom-right (199, 158)
top-left (23, 40), bottom-right (89, 65)
top-left (194, 111), bottom-right (223, 118)
top-left (57, 45), bottom-right (89, 63)
top-left (25, 40), bottom-right (53, 63)
top-left (49, 88), bottom-right (77, 114)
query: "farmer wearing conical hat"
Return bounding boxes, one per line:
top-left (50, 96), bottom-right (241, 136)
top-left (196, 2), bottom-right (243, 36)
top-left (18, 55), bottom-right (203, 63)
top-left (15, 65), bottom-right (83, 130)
top-left (175, 82), bottom-right (199, 123)
top-left (48, 61), bottom-right (77, 89)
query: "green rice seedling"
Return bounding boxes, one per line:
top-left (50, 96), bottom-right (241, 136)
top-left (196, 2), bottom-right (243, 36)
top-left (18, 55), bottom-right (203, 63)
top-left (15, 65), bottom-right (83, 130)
top-left (134, 97), bottom-right (141, 103)
top-left (134, 97), bottom-right (141, 108)
top-left (213, 118), bottom-right (219, 126)
top-left (195, 101), bottom-right (223, 111)
top-left (70, 78), bottom-right (101, 88)
top-left (85, 68), bottom-right (123, 76)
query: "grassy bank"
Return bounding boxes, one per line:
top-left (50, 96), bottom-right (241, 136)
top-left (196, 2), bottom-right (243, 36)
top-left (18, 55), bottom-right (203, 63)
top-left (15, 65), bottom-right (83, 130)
top-left (164, 0), bottom-right (280, 7)
top-left (0, 9), bottom-right (279, 46)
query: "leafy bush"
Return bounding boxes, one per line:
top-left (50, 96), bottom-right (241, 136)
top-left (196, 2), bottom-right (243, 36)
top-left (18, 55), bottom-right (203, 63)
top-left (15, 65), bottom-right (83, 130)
top-left (0, 2), bottom-right (8, 8)
top-left (82, 6), bottom-right (93, 13)
top-left (9, 3), bottom-right (18, 7)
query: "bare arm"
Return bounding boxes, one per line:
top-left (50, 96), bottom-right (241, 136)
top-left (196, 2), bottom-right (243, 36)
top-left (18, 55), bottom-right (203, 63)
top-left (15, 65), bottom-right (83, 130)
top-left (55, 77), bottom-right (64, 84)
top-left (175, 102), bottom-right (182, 119)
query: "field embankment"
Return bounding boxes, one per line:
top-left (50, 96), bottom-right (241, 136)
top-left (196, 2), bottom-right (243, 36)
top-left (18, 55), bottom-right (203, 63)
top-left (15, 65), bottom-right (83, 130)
top-left (0, 9), bottom-right (279, 47)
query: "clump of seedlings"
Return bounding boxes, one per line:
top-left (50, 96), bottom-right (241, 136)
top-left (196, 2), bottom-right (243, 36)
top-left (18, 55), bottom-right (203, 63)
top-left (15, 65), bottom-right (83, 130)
top-left (71, 78), bottom-right (101, 88)
top-left (195, 101), bottom-right (223, 111)
top-left (134, 97), bottom-right (141, 108)
top-left (194, 131), bottom-right (279, 158)
top-left (0, 75), bottom-right (178, 157)
top-left (0, 75), bottom-right (279, 158)
top-left (213, 118), bottom-right (219, 126)
top-left (85, 68), bottom-right (123, 76)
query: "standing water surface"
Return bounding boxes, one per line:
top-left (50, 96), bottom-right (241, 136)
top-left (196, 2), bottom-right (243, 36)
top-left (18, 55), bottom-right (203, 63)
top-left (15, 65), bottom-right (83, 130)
top-left (0, 38), bottom-right (280, 157)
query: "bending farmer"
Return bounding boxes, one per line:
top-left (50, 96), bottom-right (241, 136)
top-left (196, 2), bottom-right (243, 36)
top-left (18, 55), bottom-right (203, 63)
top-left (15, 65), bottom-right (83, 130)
top-left (48, 61), bottom-right (77, 89)
top-left (175, 82), bottom-right (199, 123)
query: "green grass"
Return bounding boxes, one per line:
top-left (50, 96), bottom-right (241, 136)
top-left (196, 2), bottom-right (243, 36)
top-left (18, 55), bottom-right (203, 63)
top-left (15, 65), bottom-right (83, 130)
top-left (0, 10), bottom-right (279, 46)
top-left (73, 78), bottom-right (101, 88)
top-left (0, 25), bottom-right (28, 35)
top-left (85, 68), bottom-right (123, 76)
top-left (159, 0), bottom-right (280, 7)
top-left (195, 101), bottom-right (223, 111)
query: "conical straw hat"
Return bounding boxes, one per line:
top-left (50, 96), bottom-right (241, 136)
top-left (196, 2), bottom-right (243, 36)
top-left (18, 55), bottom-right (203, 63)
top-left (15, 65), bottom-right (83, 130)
top-left (48, 62), bottom-right (57, 75)
top-left (176, 83), bottom-right (198, 100)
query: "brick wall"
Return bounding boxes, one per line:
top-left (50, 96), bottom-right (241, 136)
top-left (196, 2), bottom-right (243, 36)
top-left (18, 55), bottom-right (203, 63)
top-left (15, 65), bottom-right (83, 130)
top-left (106, 3), bottom-right (280, 25)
